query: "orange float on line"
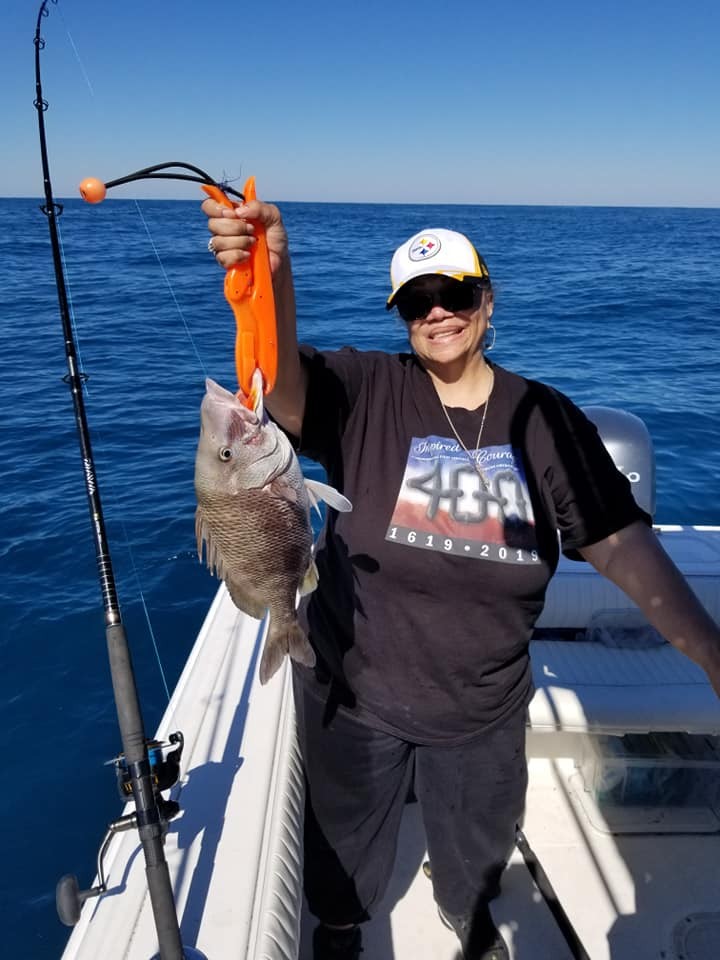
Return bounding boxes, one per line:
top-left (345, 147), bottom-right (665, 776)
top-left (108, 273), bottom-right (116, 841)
top-left (78, 178), bottom-right (107, 204)
top-left (202, 176), bottom-right (277, 408)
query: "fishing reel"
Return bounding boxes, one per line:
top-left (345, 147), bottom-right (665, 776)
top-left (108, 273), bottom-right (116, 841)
top-left (56, 732), bottom-right (184, 927)
top-left (115, 732), bottom-right (184, 811)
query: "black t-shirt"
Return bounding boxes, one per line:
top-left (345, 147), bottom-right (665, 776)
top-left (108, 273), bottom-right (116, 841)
top-left (293, 347), bottom-right (649, 744)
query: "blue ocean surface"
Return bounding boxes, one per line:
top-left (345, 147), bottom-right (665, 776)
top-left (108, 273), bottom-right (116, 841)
top-left (1, 197), bottom-right (719, 957)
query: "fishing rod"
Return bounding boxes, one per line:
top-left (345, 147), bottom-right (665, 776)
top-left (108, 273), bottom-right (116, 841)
top-left (79, 161), bottom-right (246, 202)
top-left (515, 828), bottom-right (591, 960)
top-left (33, 4), bottom-right (202, 957)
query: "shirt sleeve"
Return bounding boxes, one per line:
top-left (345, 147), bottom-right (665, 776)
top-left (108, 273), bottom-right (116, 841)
top-left (295, 345), bottom-right (366, 468)
top-left (534, 385), bottom-right (652, 558)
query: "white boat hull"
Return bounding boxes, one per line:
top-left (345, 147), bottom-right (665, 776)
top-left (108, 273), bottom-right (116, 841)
top-left (62, 589), bottom-right (304, 960)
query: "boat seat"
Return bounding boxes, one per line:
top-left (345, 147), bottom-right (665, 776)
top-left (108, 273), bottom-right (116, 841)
top-left (528, 527), bottom-right (720, 736)
top-left (529, 637), bottom-right (720, 735)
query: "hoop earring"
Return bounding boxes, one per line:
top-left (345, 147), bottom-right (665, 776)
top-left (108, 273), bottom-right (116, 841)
top-left (484, 323), bottom-right (496, 352)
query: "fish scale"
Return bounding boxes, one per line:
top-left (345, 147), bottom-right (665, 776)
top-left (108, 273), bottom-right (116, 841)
top-left (197, 487), bottom-right (312, 619)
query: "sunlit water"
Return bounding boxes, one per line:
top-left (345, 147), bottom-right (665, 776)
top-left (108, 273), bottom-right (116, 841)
top-left (1, 198), bottom-right (719, 957)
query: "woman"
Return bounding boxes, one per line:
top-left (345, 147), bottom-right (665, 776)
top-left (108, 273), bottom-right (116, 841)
top-left (203, 197), bottom-right (720, 960)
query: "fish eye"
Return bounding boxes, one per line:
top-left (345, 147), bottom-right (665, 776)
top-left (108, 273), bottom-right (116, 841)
top-left (218, 447), bottom-right (233, 462)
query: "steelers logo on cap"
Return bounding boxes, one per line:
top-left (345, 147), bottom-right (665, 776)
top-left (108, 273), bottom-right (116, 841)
top-left (409, 234), bottom-right (441, 261)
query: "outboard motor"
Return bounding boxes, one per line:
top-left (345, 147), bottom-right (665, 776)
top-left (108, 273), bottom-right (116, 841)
top-left (582, 406), bottom-right (656, 518)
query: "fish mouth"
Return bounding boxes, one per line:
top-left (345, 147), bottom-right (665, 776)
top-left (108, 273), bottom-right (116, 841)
top-left (205, 377), bottom-right (241, 404)
top-left (232, 368), bottom-right (265, 420)
top-left (203, 377), bottom-right (261, 442)
top-left (205, 378), bottom-right (260, 416)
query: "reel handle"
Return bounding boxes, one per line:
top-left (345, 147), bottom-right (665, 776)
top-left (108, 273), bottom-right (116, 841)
top-left (56, 873), bottom-right (103, 927)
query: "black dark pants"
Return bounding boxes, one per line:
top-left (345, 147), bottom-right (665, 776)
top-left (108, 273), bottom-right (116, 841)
top-left (294, 676), bottom-right (528, 927)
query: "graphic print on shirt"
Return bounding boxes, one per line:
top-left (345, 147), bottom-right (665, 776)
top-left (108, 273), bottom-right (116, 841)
top-left (385, 435), bottom-right (541, 564)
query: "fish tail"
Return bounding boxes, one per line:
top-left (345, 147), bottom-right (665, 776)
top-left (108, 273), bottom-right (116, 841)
top-left (259, 620), bottom-right (316, 685)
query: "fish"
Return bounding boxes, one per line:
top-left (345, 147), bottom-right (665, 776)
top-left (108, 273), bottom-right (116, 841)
top-left (194, 374), bottom-right (352, 684)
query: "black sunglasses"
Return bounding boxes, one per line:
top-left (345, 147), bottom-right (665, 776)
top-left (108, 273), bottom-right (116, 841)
top-left (395, 279), bottom-right (485, 323)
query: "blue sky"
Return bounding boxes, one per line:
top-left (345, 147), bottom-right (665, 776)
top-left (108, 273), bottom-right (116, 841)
top-left (4, 0), bottom-right (720, 205)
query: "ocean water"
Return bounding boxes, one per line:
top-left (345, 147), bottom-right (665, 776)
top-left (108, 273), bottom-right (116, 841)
top-left (1, 197), bottom-right (719, 957)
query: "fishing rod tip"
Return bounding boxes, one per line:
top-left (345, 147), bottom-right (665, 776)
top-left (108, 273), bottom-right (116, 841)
top-left (79, 177), bottom-right (107, 204)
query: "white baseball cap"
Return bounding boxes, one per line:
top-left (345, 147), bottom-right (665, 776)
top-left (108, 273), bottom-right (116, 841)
top-left (386, 228), bottom-right (490, 308)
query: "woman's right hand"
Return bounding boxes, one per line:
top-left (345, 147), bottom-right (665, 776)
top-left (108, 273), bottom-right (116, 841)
top-left (201, 196), bottom-right (289, 276)
top-left (202, 193), bottom-right (306, 432)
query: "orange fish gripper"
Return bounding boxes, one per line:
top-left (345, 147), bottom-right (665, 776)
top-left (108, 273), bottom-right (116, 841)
top-left (202, 176), bottom-right (277, 409)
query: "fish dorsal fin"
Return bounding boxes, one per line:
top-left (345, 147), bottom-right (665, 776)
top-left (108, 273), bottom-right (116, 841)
top-left (304, 478), bottom-right (352, 515)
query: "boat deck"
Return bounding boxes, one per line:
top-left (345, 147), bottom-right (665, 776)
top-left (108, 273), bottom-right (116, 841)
top-left (300, 741), bottom-right (720, 959)
top-left (61, 526), bottom-right (720, 960)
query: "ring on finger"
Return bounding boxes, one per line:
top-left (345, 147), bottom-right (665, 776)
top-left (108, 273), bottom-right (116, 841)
top-left (207, 238), bottom-right (218, 256)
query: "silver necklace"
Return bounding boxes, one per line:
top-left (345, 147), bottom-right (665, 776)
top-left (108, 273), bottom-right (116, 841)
top-left (438, 368), bottom-right (494, 491)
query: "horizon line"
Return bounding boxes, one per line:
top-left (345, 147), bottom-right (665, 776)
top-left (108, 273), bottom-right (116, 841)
top-left (6, 195), bottom-right (720, 211)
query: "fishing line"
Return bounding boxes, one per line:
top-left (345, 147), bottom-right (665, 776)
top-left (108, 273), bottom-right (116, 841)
top-left (56, 1), bottom-right (94, 97)
top-left (46, 0), bottom-right (211, 714)
top-left (44, 16), bottom-right (181, 713)
top-left (34, 4), bottom-right (189, 953)
top-left (132, 199), bottom-right (209, 377)
top-left (36, 0), bottom-right (255, 743)
top-left (116, 518), bottom-right (175, 706)
top-left (56, 206), bottom-right (177, 712)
